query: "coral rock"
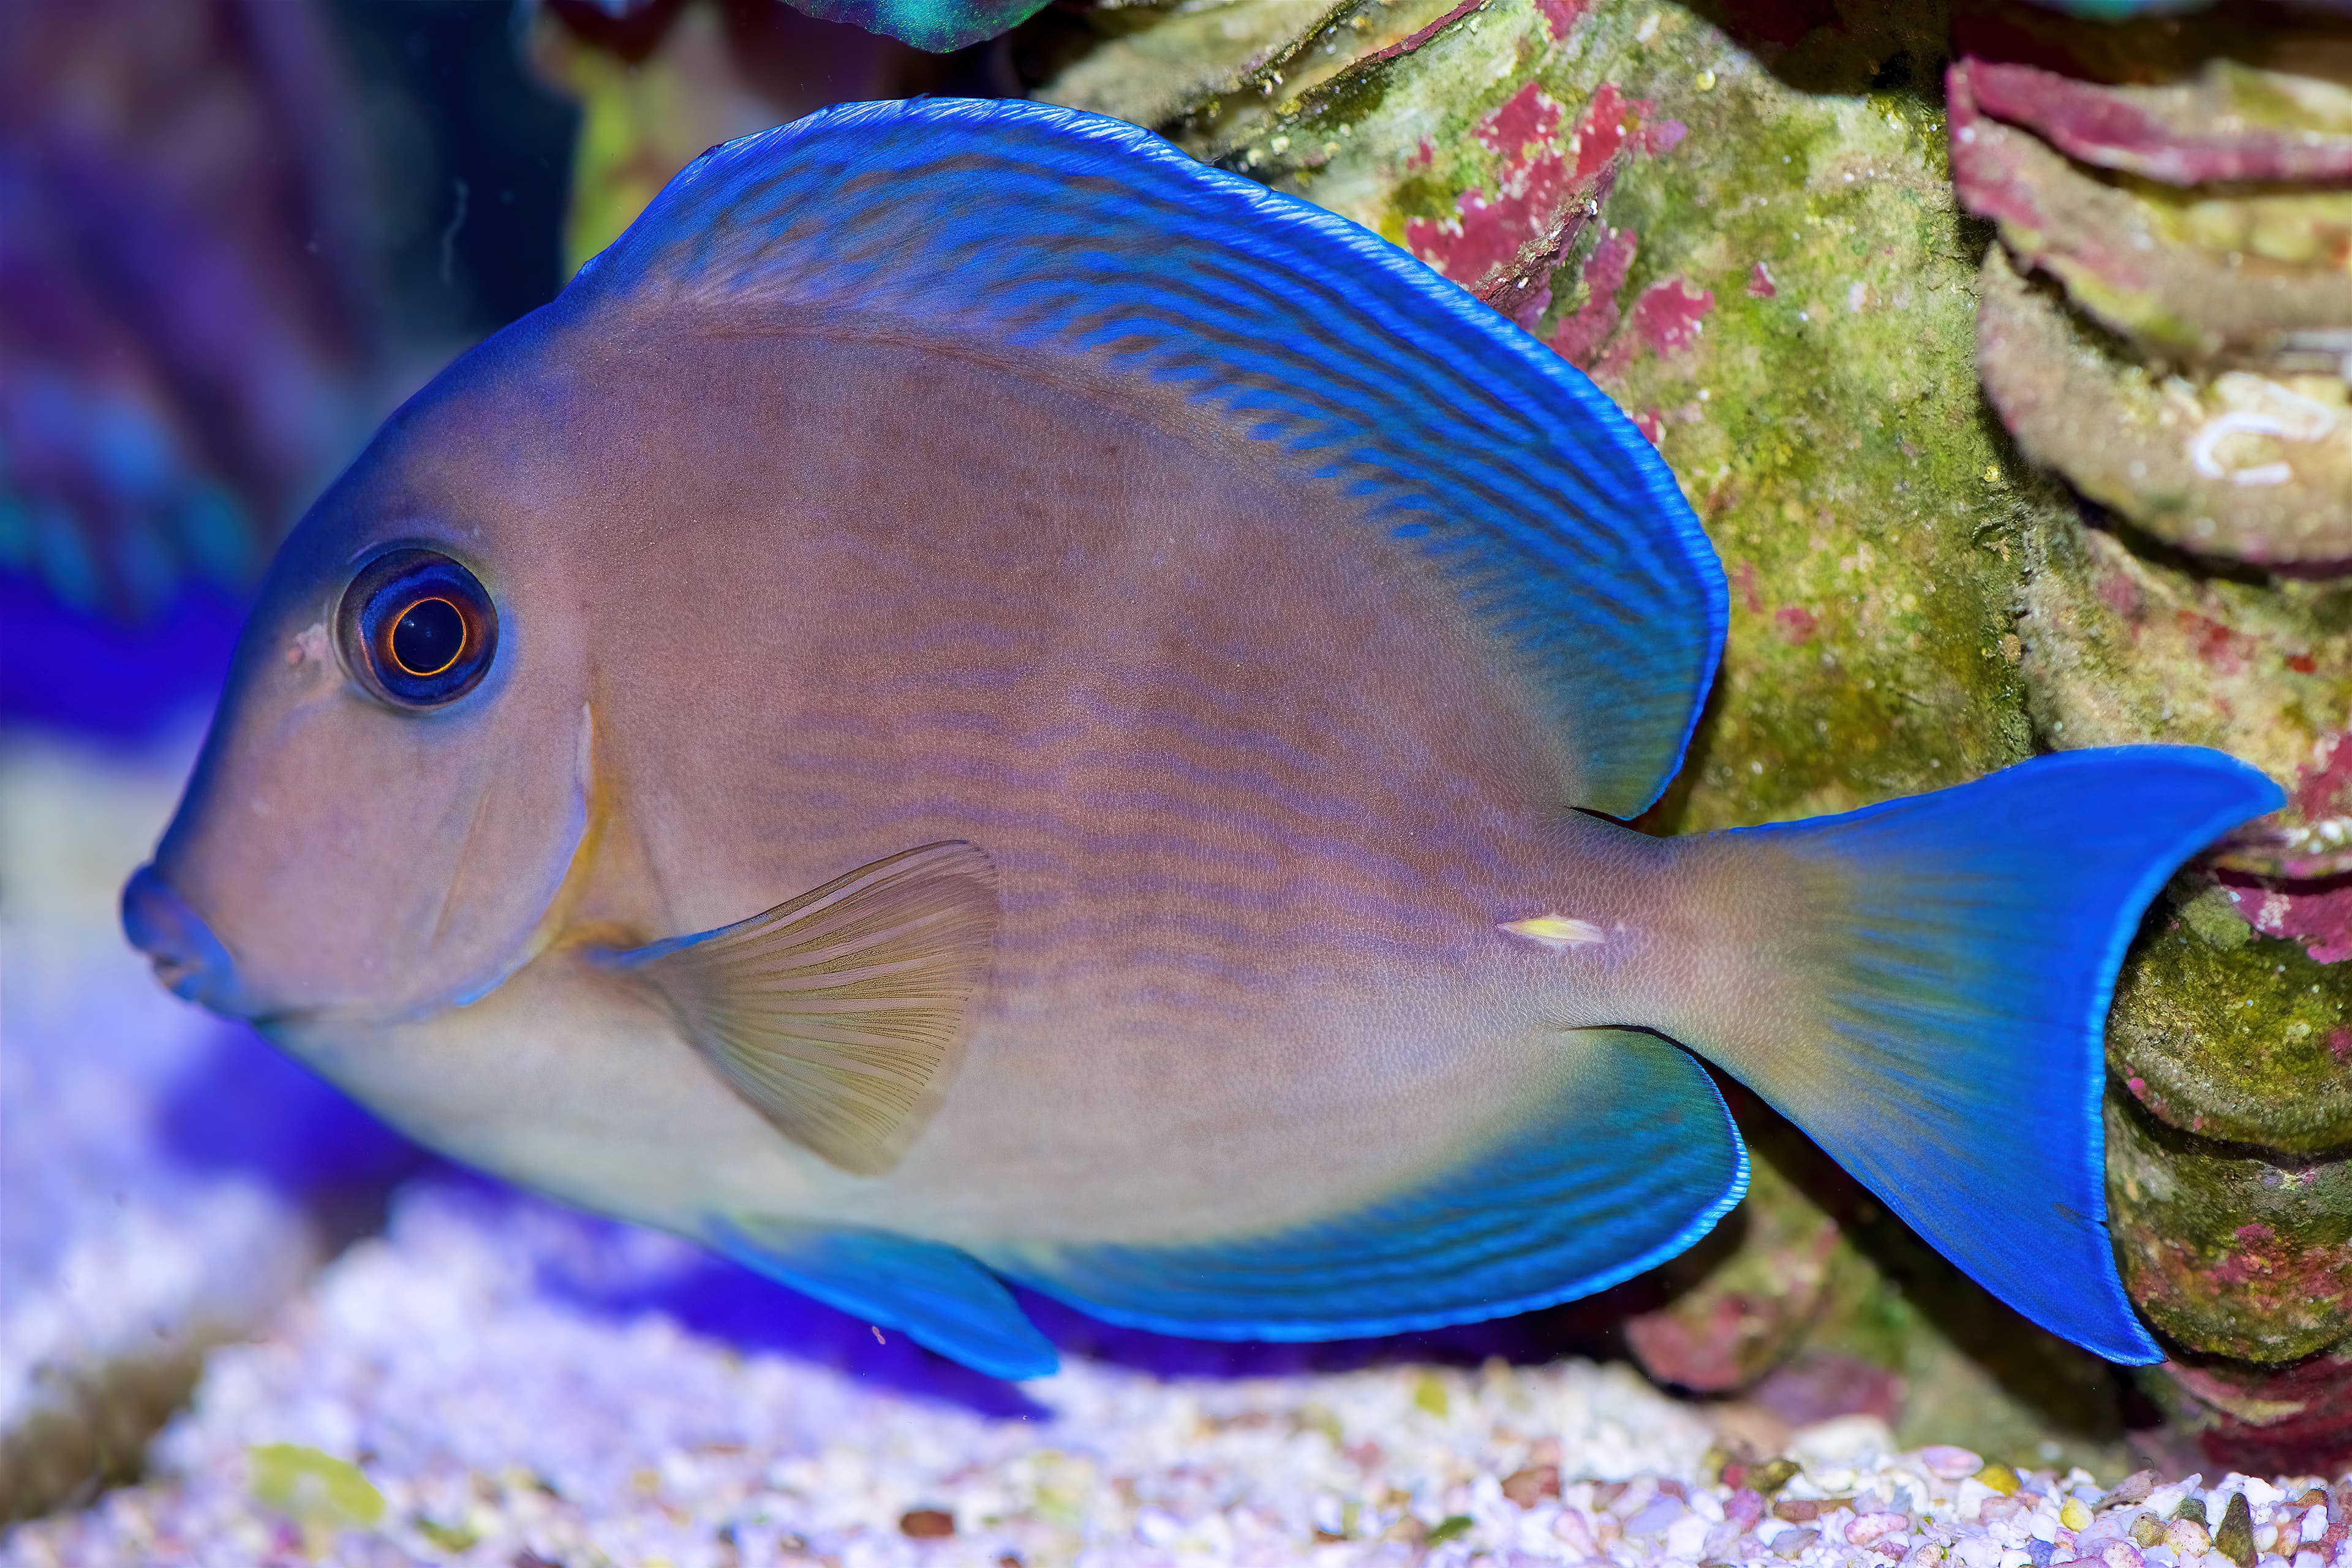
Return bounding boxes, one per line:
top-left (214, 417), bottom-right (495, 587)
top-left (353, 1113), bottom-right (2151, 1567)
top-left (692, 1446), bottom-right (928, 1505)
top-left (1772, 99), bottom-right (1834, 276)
top-left (2106, 1095), bottom-right (2352, 1362)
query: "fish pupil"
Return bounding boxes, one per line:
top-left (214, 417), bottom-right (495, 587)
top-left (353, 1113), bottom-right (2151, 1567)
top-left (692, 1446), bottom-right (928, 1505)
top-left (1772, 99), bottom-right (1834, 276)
top-left (390, 597), bottom-right (466, 677)
top-left (337, 549), bottom-right (497, 707)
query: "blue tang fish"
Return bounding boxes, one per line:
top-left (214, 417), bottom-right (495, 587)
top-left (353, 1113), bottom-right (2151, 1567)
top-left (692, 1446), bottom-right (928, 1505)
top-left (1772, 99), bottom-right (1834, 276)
top-left (123, 99), bottom-right (2280, 1378)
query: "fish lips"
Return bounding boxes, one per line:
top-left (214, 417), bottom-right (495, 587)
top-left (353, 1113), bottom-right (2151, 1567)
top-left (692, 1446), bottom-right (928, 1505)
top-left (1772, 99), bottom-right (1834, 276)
top-left (122, 862), bottom-right (257, 1017)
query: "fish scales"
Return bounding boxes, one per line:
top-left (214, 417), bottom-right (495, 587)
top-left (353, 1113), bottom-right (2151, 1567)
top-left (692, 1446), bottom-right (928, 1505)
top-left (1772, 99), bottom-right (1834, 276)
top-left (523, 330), bottom-right (1628, 1239)
top-left (125, 99), bottom-right (2286, 1374)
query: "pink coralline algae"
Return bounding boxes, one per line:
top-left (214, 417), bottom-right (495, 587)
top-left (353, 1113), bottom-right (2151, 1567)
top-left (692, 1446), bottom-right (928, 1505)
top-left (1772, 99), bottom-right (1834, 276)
top-left (2179, 609), bottom-right (2257, 678)
top-left (2097, 569), bottom-right (2144, 619)
top-left (2208, 1224), bottom-right (2280, 1291)
top-left (1561, 261), bottom-right (1715, 380)
top-left (1964, 58), bottom-right (2352, 186)
top-left (1536, 0), bottom-right (1589, 43)
top-left (1406, 81), bottom-right (1709, 381)
top-left (2296, 733), bottom-right (2352, 828)
top-left (1573, 82), bottom-right (1686, 176)
top-left (1550, 228), bottom-right (1640, 366)
top-left (2226, 880), bottom-right (2352, 965)
top-left (1406, 82), bottom-right (1686, 304)
top-left (1545, 234), bottom-right (1715, 378)
top-left (1406, 83), bottom-right (1574, 294)
top-left (2267, 731), bottom-right (2352, 881)
top-left (1607, 277), bottom-right (1714, 372)
top-left (1733, 560), bottom-right (1763, 614)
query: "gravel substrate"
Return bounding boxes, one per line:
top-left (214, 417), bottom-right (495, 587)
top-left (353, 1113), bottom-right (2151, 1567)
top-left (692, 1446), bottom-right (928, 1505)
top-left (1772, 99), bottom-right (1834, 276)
top-left (2, 733), bottom-right (419, 1519)
top-left (7, 1180), bottom-right (2350, 1568)
top-left (1, 736), bottom-right (322, 1517)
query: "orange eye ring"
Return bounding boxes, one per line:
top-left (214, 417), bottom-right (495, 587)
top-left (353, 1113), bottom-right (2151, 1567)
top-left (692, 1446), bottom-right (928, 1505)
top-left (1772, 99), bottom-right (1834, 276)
top-left (337, 548), bottom-right (499, 709)
top-left (385, 595), bottom-right (469, 677)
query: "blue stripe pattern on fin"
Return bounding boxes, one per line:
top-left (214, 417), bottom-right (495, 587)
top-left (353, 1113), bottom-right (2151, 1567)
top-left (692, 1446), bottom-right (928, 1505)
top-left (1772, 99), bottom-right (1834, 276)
top-left (570, 99), bottom-right (1726, 820)
top-left (709, 1216), bottom-right (1058, 1380)
top-left (1725, 747), bottom-right (2285, 1364)
top-left (986, 1028), bottom-right (1746, 1340)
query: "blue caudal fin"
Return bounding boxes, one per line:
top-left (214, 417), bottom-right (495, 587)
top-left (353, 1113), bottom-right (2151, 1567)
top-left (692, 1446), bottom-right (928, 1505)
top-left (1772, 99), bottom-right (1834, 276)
top-left (709, 1217), bottom-right (1058, 1380)
top-left (1706, 747), bottom-right (2283, 1363)
top-left (568, 98), bottom-right (1724, 821)
top-left (989, 1028), bottom-right (1747, 1340)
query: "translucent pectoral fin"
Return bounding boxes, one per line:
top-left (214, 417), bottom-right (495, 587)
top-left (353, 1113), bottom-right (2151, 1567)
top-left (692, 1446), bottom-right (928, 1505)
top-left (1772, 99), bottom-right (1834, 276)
top-left (710, 1216), bottom-right (1057, 1380)
top-left (607, 842), bottom-right (998, 1177)
top-left (991, 1028), bottom-right (1747, 1340)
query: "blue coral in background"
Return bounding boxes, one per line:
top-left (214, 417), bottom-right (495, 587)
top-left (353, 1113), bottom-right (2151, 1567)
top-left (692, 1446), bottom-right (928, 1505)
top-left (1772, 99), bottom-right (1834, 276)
top-left (549, 0), bottom-right (1049, 57)
top-left (791, 0), bottom-right (1054, 53)
top-left (0, 0), bottom-right (390, 618)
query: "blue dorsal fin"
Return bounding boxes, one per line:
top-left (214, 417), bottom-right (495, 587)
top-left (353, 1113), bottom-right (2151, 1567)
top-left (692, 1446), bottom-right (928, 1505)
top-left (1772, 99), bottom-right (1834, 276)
top-left (570, 100), bottom-right (1725, 820)
top-left (709, 1217), bottom-right (1058, 1380)
top-left (984, 1028), bottom-right (1747, 1340)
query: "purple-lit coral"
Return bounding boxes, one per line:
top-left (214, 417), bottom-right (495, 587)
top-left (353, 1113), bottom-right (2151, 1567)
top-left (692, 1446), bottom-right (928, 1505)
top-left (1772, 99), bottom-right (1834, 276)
top-left (0, 0), bottom-right (384, 614)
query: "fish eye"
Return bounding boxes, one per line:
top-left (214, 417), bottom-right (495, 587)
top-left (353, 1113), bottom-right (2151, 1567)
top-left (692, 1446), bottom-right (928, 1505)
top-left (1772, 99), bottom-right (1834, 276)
top-left (337, 549), bottom-right (499, 708)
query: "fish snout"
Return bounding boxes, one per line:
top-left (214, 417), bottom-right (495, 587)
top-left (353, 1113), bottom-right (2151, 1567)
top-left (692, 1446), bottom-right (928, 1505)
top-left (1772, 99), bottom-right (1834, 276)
top-left (122, 864), bottom-right (247, 1015)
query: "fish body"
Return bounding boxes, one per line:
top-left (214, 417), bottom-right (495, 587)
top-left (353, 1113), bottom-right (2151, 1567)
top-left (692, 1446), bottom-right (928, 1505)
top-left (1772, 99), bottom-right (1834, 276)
top-left (176, 320), bottom-right (1721, 1244)
top-left (127, 100), bottom-right (2282, 1376)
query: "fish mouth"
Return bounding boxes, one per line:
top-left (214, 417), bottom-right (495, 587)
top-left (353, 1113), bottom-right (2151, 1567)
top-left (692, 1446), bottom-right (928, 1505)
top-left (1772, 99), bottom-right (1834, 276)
top-left (121, 864), bottom-right (256, 1018)
top-left (121, 855), bottom-right (556, 1032)
top-left (146, 949), bottom-right (199, 997)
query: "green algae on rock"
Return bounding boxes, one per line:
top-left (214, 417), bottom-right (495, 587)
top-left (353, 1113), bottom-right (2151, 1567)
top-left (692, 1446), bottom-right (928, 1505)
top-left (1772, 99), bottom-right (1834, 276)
top-left (2106, 899), bottom-right (2352, 1158)
top-left (1962, 23), bottom-right (2352, 1449)
top-left (2108, 1095), bottom-right (2352, 1363)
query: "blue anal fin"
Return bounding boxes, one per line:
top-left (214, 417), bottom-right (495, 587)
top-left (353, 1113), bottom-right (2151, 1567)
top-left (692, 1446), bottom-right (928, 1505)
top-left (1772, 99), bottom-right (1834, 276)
top-left (990, 1028), bottom-right (1747, 1340)
top-left (709, 1217), bottom-right (1058, 1380)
